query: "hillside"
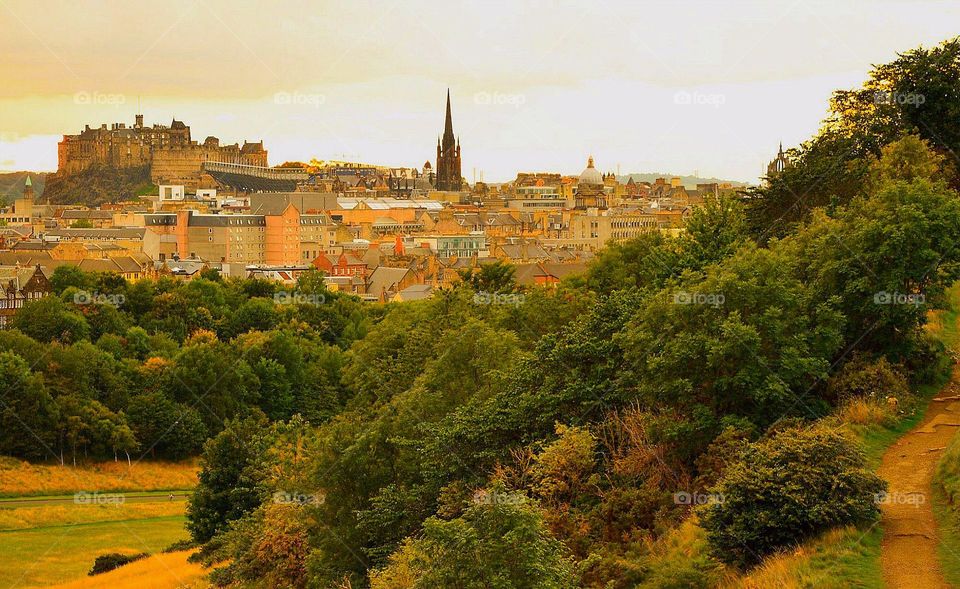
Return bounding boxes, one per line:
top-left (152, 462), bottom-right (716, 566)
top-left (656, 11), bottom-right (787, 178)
top-left (0, 171), bottom-right (47, 201)
top-left (42, 165), bottom-right (155, 205)
top-left (618, 172), bottom-right (750, 187)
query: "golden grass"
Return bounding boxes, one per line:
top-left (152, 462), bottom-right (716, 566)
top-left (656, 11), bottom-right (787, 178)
top-left (836, 397), bottom-right (897, 426)
top-left (44, 550), bottom-right (209, 589)
top-left (0, 458), bottom-right (198, 497)
top-left (719, 525), bottom-right (882, 589)
top-left (0, 501), bottom-right (185, 531)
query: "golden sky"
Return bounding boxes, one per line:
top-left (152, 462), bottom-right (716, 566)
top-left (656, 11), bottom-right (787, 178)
top-left (0, 0), bottom-right (957, 181)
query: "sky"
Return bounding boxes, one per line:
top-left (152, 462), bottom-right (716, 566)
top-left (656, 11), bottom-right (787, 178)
top-left (0, 0), bottom-right (957, 183)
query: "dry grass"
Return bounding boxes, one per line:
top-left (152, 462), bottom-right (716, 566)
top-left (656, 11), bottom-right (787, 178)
top-left (720, 525), bottom-right (883, 589)
top-left (44, 550), bottom-right (209, 589)
top-left (837, 397), bottom-right (897, 427)
top-left (0, 501), bottom-right (185, 531)
top-left (0, 457), bottom-right (198, 497)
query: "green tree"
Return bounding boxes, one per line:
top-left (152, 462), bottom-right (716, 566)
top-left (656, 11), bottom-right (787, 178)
top-left (187, 414), bottom-right (273, 543)
top-left (369, 484), bottom-right (577, 589)
top-left (0, 352), bottom-right (58, 460)
top-left (165, 337), bottom-right (258, 430)
top-left (126, 392), bottom-right (207, 459)
top-left (586, 231), bottom-right (683, 295)
top-left (12, 297), bottom-right (89, 343)
top-left (50, 265), bottom-right (91, 295)
top-left (458, 261), bottom-right (517, 293)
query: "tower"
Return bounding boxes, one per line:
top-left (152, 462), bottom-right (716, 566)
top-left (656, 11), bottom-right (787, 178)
top-left (434, 90), bottom-right (462, 191)
top-left (767, 141), bottom-right (790, 178)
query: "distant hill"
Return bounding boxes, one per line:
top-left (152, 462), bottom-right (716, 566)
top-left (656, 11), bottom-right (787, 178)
top-left (618, 173), bottom-right (749, 188)
top-left (42, 165), bottom-right (155, 206)
top-left (0, 172), bottom-right (47, 201)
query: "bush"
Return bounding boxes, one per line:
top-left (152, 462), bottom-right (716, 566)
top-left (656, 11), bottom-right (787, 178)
top-left (162, 539), bottom-right (197, 553)
top-left (699, 424), bottom-right (885, 568)
top-left (88, 552), bottom-right (148, 575)
top-left (827, 356), bottom-right (910, 404)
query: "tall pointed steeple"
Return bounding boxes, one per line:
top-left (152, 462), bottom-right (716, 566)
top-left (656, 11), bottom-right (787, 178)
top-left (435, 89), bottom-right (463, 191)
top-left (442, 89), bottom-right (455, 149)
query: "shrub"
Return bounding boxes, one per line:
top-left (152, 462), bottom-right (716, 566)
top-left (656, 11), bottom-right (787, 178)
top-left (699, 424), bottom-right (885, 568)
top-left (826, 356), bottom-right (910, 404)
top-left (89, 552), bottom-right (148, 575)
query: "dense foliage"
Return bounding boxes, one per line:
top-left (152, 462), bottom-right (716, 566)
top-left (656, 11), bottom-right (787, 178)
top-left (180, 38), bottom-right (960, 589)
top-left (0, 268), bottom-right (367, 465)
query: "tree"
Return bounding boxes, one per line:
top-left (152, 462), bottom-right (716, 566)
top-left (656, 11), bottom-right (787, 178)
top-left (0, 351), bottom-right (58, 460)
top-left (187, 414), bottom-right (273, 543)
top-left (12, 297), bottom-right (89, 343)
top-left (747, 37), bottom-right (960, 237)
top-left (866, 134), bottom-right (951, 190)
top-left (164, 337), bottom-right (258, 430)
top-left (458, 261), bottom-right (517, 293)
top-left (50, 265), bottom-right (91, 295)
top-left (586, 231), bottom-right (684, 295)
top-left (226, 298), bottom-right (280, 338)
top-left (618, 245), bottom-right (844, 436)
top-left (369, 483), bottom-right (577, 589)
top-left (784, 174), bottom-right (960, 359)
top-left (126, 392), bottom-right (207, 460)
top-left (679, 193), bottom-right (750, 271)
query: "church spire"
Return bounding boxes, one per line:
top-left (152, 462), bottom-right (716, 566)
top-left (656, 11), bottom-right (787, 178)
top-left (442, 89), bottom-right (455, 148)
top-left (435, 89), bottom-right (462, 191)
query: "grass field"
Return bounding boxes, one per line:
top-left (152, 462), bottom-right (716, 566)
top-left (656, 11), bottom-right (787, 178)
top-left (0, 458), bottom-right (198, 498)
top-left (0, 502), bottom-right (186, 532)
top-left (0, 457), bottom-right (199, 588)
top-left (45, 550), bottom-right (209, 589)
top-left (0, 514), bottom-right (190, 588)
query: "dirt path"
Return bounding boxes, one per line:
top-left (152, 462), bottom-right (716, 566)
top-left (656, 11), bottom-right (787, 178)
top-left (879, 370), bottom-right (960, 588)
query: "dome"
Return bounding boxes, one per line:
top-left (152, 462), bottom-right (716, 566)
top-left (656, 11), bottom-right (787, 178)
top-left (579, 156), bottom-right (603, 186)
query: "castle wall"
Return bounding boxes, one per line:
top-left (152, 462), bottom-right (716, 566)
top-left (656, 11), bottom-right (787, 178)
top-left (58, 119), bottom-right (268, 192)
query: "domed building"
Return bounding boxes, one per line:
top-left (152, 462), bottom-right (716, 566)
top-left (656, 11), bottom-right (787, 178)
top-left (575, 156), bottom-right (608, 210)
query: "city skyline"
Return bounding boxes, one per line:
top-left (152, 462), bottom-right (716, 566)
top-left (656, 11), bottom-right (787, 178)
top-left (1, 0), bottom-right (958, 181)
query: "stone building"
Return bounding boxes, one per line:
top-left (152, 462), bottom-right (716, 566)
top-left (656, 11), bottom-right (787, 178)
top-left (766, 142), bottom-right (790, 179)
top-left (574, 156), bottom-right (609, 210)
top-left (57, 115), bottom-right (268, 190)
top-left (434, 91), bottom-right (463, 191)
